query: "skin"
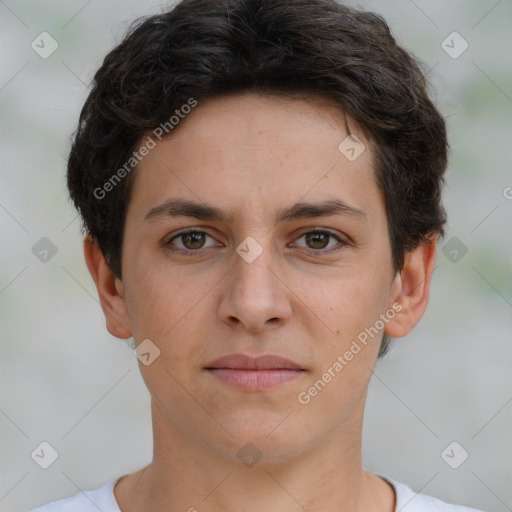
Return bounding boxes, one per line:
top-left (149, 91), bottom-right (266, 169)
top-left (84, 92), bottom-right (437, 512)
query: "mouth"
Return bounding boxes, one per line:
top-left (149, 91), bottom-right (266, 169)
top-left (204, 353), bottom-right (306, 391)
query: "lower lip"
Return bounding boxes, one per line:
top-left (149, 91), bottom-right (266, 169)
top-left (206, 368), bottom-right (304, 390)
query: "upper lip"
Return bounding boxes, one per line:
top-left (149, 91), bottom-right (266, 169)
top-left (205, 353), bottom-right (304, 370)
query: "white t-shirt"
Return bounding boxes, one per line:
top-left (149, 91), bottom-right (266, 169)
top-left (28, 474), bottom-right (483, 512)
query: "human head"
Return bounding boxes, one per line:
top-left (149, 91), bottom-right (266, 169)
top-left (68, 0), bottom-right (448, 359)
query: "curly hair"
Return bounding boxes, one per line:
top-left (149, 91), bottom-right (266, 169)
top-left (67, 0), bottom-right (448, 357)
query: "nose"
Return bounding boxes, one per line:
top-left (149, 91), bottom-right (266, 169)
top-left (217, 244), bottom-right (292, 333)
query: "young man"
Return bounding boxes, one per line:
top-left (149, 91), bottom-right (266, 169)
top-left (30, 0), bottom-right (483, 510)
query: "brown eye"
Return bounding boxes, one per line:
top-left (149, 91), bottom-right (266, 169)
top-left (181, 232), bottom-right (206, 250)
top-left (165, 230), bottom-right (217, 253)
top-left (304, 232), bottom-right (330, 250)
top-left (292, 229), bottom-right (345, 253)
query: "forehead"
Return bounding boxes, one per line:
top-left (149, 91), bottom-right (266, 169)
top-left (126, 92), bottom-right (384, 227)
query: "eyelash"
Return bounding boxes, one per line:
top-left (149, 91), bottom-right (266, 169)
top-left (163, 228), bottom-right (347, 256)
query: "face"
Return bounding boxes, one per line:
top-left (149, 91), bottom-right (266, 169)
top-left (109, 93), bottom-right (406, 462)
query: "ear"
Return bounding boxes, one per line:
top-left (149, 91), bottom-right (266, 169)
top-left (83, 234), bottom-right (132, 339)
top-left (384, 235), bottom-right (438, 338)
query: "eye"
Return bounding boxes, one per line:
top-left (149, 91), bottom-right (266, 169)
top-left (291, 229), bottom-right (345, 253)
top-left (164, 227), bottom-right (346, 255)
top-left (164, 229), bottom-right (218, 253)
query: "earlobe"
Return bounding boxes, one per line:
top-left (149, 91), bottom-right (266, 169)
top-left (83, 234), bottom-right (132, 339)
top-left (384, 236), bottom-right (438, 338)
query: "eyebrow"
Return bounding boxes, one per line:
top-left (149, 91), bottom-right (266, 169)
top-left (144, 198), bottom-right (368, 224)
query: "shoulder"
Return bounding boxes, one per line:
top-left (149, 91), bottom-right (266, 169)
top-left (27, 479), bottom-right (121, 512)
top-left (385, 477), bottom-right (484, 512)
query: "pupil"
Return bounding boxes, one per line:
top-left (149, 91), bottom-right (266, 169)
top-left (184, 232), bottom-right (204, 249)
top-left (306, 232), bottom-right (328, 249)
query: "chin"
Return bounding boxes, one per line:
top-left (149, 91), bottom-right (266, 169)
top-left (207, 410), bottom-right (307, 465)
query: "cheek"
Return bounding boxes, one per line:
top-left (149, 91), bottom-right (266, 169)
top-left (311, 269), bottom-right (389, 338)
top-left (306, 272), bottom-right (390, 392)
top-left (122, 258), bottom-right (226, 385)
top-left (296, 274), bottom-right (386, 418)
top-left (122, 253), bottom-right (195, 341)
top-left (124, 265), bottom-right (209, 389)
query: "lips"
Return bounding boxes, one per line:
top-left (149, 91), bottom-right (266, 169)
top-left (205, 353), bottom-right (303, 371)
top-left (204, 353), bottom-right (306, 391)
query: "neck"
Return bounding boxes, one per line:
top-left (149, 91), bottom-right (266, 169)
top-left (114, 398), bottom-right (395, 512)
